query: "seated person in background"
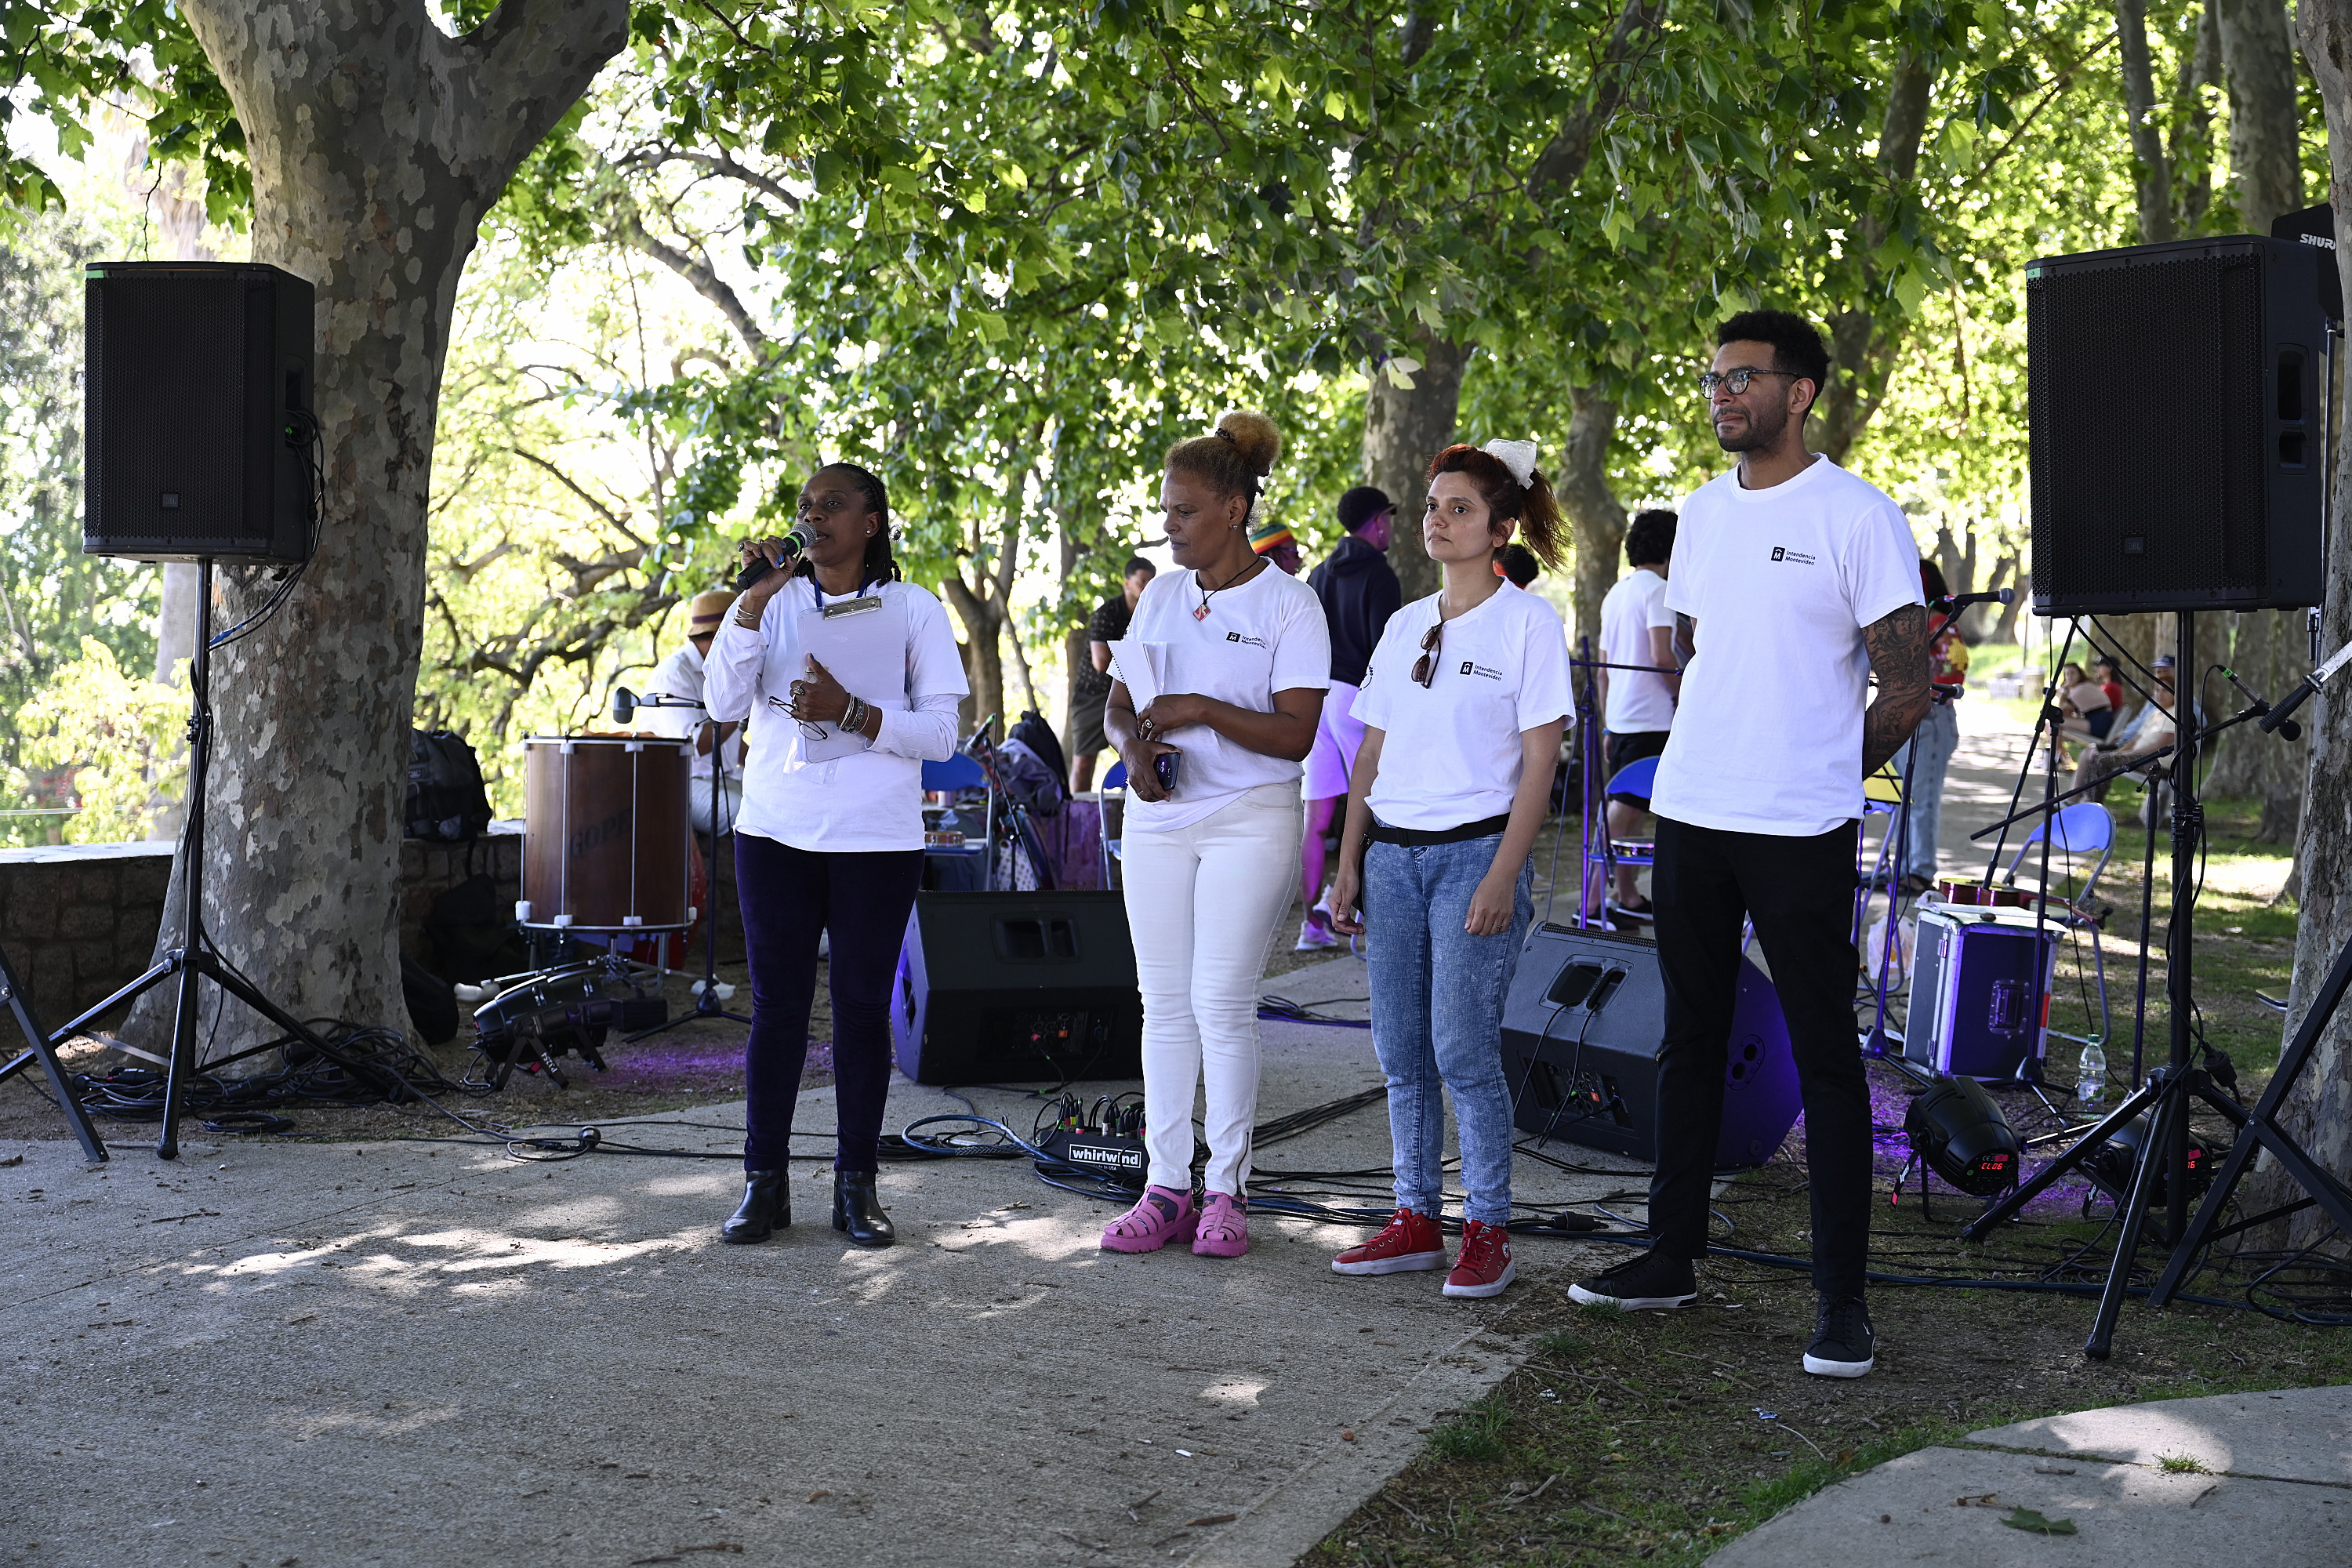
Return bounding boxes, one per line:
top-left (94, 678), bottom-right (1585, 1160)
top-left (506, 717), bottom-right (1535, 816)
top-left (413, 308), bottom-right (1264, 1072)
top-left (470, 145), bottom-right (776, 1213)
top-left (2072, 674), bottom-right (2176, 796)
top-left (644, 588), bottom-right (746, 836)
top-left (2055, 660), bottom-right (2112, 757)
top-left (2095, 654), bottom-right (2124, 717)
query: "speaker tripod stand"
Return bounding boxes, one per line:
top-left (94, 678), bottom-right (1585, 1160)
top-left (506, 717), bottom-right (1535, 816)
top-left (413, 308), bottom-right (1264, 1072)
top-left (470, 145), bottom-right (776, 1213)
top-left (1958, 610), bottom-right (2261, 1357)
top-left (13, 561), bottom-right (341, 1160)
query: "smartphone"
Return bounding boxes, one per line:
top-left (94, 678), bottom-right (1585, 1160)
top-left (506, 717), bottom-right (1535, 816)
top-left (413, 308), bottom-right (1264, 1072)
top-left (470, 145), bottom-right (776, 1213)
top-left (1152, 749), bottom-right (1182, 793)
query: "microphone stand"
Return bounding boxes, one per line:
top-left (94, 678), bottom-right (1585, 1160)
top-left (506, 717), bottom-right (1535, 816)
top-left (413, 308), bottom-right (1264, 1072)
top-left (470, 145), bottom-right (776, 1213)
top-left (610, 687), bottom-right (753, 1040)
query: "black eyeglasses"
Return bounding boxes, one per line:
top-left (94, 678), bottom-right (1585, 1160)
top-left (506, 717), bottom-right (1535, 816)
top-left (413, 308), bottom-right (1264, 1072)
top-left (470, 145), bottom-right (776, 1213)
top-left (1699, 367), bottom-right (1801, 397)
top-left (1411, 622), bottom-right (1444, 688)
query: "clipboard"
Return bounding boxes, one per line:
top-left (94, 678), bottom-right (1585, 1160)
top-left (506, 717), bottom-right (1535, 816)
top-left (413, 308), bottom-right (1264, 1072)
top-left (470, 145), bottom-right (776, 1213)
top-left (788, 596), bottom-right (910, 761)
top-left (1106, 639), bottom-right (1167, 713)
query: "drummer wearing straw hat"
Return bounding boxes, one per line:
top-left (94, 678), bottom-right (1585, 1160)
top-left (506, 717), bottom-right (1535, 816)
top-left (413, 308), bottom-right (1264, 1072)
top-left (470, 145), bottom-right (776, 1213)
top-left (642, 588), bottom-right (746, 836)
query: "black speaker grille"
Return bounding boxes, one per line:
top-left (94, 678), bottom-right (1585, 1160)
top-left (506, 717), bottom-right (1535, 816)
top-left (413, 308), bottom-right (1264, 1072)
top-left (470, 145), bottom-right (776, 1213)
top-left (87, 273), bottom-right (256, 553)
top-left (2029, 247), bottom-right (2268, 608)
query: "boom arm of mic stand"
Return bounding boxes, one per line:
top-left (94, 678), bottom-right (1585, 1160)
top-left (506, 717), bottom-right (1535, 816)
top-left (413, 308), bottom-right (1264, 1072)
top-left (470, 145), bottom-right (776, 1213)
top-left (2259, 635), bottom-right (2352, 732)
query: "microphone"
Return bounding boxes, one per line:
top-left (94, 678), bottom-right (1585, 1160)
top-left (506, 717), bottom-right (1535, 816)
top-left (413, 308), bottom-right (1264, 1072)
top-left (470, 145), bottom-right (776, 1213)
top-left (731, 524), bottom-right (815, 594)
top-left (2259, 636), bottom-right (2352, 734)
top-left (1932, 588), bottom-right (2015, 611)
top-left (2220, 666), bottom-right (2300, 742)
top-left (612, 686), bottom-right (637, 724)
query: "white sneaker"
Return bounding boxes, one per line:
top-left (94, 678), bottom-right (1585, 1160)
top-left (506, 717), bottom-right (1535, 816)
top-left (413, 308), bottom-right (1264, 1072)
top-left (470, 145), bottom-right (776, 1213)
top-left (1294, 920), bottom-right (1338, 952)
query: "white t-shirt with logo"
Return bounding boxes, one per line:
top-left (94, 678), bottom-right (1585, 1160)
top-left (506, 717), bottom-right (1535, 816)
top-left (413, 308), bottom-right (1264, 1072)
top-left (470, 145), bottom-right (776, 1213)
top-left (1599, 566), bottom-right (1678, 733)
top-left (1652, 456), bottom-right (1922, 837)
top-left (1121, 561), bottom-right (1332, 833)
top-left (1353, 582), bottom-right (1575, 833)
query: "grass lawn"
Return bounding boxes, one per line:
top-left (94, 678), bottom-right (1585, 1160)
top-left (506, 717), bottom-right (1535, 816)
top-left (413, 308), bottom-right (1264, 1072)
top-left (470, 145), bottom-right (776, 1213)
top-left (1304, 788), bottom-right (2332, 1567)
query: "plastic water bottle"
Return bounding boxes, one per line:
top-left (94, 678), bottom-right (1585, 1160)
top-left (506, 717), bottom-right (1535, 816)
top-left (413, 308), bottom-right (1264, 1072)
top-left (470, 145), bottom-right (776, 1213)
top-left (2077, 1040), bottom-right (2108, 1105)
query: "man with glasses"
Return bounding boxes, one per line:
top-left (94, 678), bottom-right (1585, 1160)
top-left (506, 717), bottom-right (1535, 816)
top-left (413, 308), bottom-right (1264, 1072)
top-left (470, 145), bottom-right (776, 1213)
top-left (1568, 310), bottom-right (1930, 1381)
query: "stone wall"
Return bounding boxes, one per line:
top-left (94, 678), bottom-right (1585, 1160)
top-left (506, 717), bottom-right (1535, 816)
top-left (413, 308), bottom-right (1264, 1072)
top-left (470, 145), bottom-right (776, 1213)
top-left (1, 822), bottom-right (743, 1031)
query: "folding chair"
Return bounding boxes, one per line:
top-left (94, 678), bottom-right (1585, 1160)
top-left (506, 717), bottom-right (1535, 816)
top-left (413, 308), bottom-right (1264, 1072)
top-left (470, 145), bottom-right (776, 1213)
top-left (1583, 755), bottom-right (1658, 924)
top-left (920, 753), bottom-right (990, 889)
top-left (2000, 800), bottom-right (2117, 1048)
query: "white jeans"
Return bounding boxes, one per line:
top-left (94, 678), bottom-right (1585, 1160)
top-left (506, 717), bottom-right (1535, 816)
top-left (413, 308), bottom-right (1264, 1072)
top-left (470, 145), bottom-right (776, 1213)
top-left (1120, 782), bottom-right (1302, 1196)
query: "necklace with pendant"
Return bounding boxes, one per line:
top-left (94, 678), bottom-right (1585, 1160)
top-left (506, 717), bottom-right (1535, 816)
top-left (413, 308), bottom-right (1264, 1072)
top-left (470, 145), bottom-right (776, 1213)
top-left (1192, 556), bottom-right (1263, 621)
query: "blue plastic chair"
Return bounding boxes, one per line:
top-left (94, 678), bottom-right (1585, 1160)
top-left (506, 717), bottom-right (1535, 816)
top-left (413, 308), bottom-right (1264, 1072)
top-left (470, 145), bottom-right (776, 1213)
top-left (1097, 760), bottom-right (1127, 889)
top-left (2001, 801), bottom-right (2118, 1047)
top-left (921, 753), bottom-right (987, 793)
top-left (1582, 756), bottom-right (1660, 924)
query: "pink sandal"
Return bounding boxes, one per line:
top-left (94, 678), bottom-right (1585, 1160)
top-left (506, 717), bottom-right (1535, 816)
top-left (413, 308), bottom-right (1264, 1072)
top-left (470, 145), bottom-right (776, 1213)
top-left (1101, 1185), bottom-right (1199, 1253)
top-left (1192, 1192), bottom-right (1249, 1258)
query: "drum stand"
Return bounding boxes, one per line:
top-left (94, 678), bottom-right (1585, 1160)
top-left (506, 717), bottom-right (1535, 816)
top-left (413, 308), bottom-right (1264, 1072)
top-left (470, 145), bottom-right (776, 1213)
top-left (2, 561), bottom-right (341, 1160)
top-left (627, 743), bottom-right (750, 1041)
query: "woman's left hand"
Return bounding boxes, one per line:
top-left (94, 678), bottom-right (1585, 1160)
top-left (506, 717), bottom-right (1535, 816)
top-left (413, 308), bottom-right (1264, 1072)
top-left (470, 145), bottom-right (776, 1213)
top-left (788, 655), bottom-right (851, 724)
top-left (1137, 692), bottom-right (1211, 735)
top-left (1465, 868), bottom-right (1519, 937)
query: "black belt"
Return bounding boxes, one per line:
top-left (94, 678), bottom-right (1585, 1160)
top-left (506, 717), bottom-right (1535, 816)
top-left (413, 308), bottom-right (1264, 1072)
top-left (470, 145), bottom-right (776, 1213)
top-left (1365, 812), bottom-right (1512, 848)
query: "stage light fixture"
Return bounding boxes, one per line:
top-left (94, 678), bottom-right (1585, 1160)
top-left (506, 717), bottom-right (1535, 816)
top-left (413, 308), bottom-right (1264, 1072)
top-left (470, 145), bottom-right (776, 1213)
top-left (2084, 1112), bottom-right (2217, 1209)
top-left (1904, 1073), bottom-right (2024, 1196)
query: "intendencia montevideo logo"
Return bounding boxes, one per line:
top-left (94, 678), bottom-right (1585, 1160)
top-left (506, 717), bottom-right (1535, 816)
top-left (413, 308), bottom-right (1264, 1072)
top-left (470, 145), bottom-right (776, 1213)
top-left (1769, 546), bottom-right (1819, 566)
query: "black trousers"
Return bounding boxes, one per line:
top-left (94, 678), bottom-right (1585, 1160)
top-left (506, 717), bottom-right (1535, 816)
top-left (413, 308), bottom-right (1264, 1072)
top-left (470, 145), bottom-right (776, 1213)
top-left (736, 833), bottom-right (925, 1174)
top-left (1649, 815), bottom-right (1870, 1298)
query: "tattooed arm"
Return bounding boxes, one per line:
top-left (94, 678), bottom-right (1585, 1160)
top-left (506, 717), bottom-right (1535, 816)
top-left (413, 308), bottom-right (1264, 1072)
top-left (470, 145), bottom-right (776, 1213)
top-left (1860, 604), bottom-right (1932, 778)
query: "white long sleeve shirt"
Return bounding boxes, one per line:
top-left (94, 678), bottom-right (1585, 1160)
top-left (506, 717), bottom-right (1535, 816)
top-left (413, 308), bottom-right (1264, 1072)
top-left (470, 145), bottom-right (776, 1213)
top-left (641, 641), bottom-right (745, 782)
top-left (702, 576), bottom-right (969, 853)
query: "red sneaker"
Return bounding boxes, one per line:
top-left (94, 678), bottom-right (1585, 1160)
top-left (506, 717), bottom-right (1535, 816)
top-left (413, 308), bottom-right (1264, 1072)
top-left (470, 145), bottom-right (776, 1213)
top-left (1443, 1220), bottom-right (1515, 1298)
top-left (1331, 1207), bottom-right (1446, 1276)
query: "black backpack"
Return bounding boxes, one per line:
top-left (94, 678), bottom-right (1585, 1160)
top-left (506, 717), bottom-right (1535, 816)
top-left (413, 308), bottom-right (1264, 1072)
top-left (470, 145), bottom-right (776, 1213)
top-left (405, 730), bottom-right (492, 842)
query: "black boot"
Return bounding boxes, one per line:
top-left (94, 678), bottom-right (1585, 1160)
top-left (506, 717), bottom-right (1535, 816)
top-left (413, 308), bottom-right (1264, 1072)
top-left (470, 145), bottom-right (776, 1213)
top-left (833, 1169), bottom-right (895, 1248)
top-left (722, 1171), bottom-right (789, 1243)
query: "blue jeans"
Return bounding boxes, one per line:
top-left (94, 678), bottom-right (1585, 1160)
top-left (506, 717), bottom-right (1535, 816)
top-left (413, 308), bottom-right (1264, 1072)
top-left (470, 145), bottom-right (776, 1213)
top-left (1891, 700), bottom-right (1958, 884)
top-left (1363, 833), bottom-right (1533, 1225)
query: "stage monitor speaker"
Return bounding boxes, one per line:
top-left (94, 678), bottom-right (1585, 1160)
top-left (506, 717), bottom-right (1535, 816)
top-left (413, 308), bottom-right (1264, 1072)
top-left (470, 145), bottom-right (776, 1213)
top-left (891, 890), bottom-right (1143, 1085)
top-left (1501, 924), bottom-right (1800, 1167)
top-left (83, 261), bottom-right (315, 565)
top-left (2027, 235), bottom-right (2325, 614)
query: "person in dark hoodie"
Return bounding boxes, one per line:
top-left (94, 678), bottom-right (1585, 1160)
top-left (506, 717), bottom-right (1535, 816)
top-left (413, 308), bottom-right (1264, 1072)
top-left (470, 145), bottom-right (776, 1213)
top-left (1298, 485), bottom-right (1403, 949)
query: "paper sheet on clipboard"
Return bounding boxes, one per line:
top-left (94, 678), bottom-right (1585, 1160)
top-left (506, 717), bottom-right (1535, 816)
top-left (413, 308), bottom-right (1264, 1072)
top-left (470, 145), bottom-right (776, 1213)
top-left (1106, 639), bottom-right (1167, 714)
top-left (791, 597), bottom-right (909, 761)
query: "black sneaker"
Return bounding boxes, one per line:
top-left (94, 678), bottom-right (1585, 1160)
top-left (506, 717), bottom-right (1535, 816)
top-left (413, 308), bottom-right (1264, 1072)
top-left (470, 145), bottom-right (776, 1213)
top-left (1804, 1294), bottom-right (1876, 1377)
top-left (1567, 1249), bottom-right (1698, 1311)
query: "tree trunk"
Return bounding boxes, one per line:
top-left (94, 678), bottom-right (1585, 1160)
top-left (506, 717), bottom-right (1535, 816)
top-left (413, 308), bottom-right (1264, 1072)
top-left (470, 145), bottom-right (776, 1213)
top-left (2117, 0), bottom-right (2181, 243)
top-left (121, 1), bottom-right (627, 1055)
top-left (1361, 331), bottom-right (1470, 603)
top-left (2207, 607), bottom-right (2311, 837)
top-left (1813, 53), bottom-right (1936, 464)
top-left (2243, 0), bottom-right (2352, 1244)
top-left (1059, 509), bottom-right (1085, 739)
top-left (1555, 388), bottom-right (1625, 648)
top-left (2205, 0), bottom-right (2310, 833)
top-left (2219, 0), bottom-right (2306, 227)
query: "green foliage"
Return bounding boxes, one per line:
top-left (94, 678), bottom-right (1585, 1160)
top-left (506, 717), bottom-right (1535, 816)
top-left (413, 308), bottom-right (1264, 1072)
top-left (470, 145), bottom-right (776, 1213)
top-left (9, 634), bottom-right (184, 843)
top-left (1422, 1395), bottom-right (1513, 1465)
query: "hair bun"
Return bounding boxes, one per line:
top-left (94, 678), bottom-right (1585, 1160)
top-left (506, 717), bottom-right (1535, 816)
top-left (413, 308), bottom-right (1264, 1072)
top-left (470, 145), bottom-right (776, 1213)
top-left (1214, 411), bottom-right (1281, 477)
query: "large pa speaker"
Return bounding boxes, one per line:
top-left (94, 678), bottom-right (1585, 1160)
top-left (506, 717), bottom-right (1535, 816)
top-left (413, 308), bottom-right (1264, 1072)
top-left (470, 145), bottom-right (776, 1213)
top-left (83, 261), bottom-right (316, 564)
top-left (2027, 236), bottom-right (2325, 613)
top-left (890, 891), bottom-right (1143, 1085)
top-left (1501, 924), bottom-right (1801, 1167)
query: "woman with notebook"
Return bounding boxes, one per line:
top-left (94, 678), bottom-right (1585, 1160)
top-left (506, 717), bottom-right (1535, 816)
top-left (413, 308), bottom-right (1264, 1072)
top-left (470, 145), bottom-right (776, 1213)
top-left (702, 463), bottom-right (968, 1250)
top-left (1098, 412), bottom-right (1331, 1259)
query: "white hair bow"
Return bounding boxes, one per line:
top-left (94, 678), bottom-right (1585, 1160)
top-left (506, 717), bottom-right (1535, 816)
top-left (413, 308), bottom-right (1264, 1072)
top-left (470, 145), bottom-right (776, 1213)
top-left (1479, 438), bottom-right (1539, 488)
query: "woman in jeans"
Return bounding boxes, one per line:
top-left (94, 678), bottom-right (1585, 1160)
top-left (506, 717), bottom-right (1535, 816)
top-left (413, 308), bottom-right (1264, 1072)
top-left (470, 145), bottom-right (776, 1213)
top-left (1326, 441), bottom-right (1572, 1298)
top-left (702, 463), bottom-right (968, 1249)
top-left (1099, 412), bottom-right (1331, 1259)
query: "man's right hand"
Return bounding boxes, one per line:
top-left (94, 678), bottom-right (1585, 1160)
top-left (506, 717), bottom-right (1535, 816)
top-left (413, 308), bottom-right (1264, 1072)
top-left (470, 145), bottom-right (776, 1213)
top-left (1328, 862), bottom-right (1364, 936)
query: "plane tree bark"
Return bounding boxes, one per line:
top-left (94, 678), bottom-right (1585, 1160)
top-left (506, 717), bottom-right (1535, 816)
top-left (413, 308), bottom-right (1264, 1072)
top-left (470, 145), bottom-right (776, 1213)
top-left (120, 2), bottom-right (628, 1053)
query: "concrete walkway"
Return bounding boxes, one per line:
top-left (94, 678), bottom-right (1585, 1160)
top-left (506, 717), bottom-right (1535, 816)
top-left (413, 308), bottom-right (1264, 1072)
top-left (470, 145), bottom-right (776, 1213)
top-left (1708, 1385), bottom-right (2352, 1566)
top-left (0, 953), bottom-right (1633, 1568)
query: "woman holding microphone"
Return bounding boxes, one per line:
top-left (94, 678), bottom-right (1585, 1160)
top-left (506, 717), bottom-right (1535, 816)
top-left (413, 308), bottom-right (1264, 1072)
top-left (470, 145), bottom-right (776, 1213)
top-left (702, 463), bottom-right (969, 1249)
top-left (1099, 412), bottom-right (1330, 1259)
top-left (1326, 441), bottom-right (1573, 1298)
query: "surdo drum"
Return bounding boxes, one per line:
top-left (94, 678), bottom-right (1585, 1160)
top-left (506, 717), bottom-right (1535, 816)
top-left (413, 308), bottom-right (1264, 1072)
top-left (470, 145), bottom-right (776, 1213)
top-left (519, 735), bottom-right (693, 932)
